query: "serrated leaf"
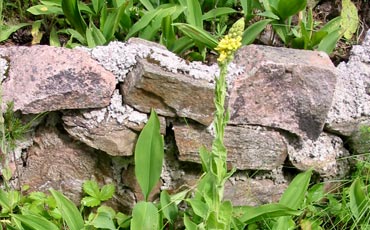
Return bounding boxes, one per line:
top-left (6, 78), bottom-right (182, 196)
top-left (130, 201), bottom-right (159, 230)
top-left (134, 109), bottom-right (164, 201)
top-left (340, 0), bottom-right (359, 39)
top-left (81, 196), bottom-right (101, 207)
top-left (83, 180), bottom-right (100, 198)
top-left (99, 184), bottom-right (115, 201)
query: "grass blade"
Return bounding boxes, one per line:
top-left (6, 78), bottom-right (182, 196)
top-left (202, 7), bottom-right (236, 21)
top-left (185, 0), bottom-right (202, 28)
top-left (11, 214), bottom-right (59, 230)
top-left (134, 109), bottom-right (164, 201)
top-left (173, 23), bottom-right (218, 49)
top-left (61, 0), bottom-right (87, 35)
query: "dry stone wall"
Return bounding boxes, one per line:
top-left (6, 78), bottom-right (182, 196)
top-left (1, 31), bottom-right (369, 211)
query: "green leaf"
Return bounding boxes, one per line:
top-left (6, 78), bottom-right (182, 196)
top-left (134, 109), bottom-right (164, 201)
top-left (171, 36), bottom-right (194, 54)
top-left (99, 184), bottom-right (115, 201)
top-left (184, 214), bottom-right (197, 230)
top-left (86, 22), bottom-right (107, 47)
top-left (202, 7), bottom-right (236, 21)
top-left (102, 1), bottom-right (128, 41)
top-left (89, 211), bottom-right (116, 230)
top-left (174, 23), bottom-right (218, 49)
top-left (277, 0), bottom-right (307, 20)
top-left (11, 214), bottom-right (59, 230)
top-left (187, 199), bottom-right (208, 219)
top-left (130, 201), bottom-right (159, 230)
top-left (0, 23), bottom-right (30, 42)
top-left (50, 189), bottom-right (84, 230)
top-left (349, 177), bottom-right (368, 219)
top-left (273, 216), bottom-right (296, 230)
top-left (61, 0), bottom-right (87, 35)
top-left (81, 196), bottom-right (101, 207)
top-left (317, 29), bottom-right (341, 54)
top-left (27, 5), bottom-right (63, 15)
top-left (185, 0), bottom-right (202, 28)
top-left (0, 190), bottom-right (11, 213)
top-left (320, 16), bottom-right (341, 34)
top-left (125, 9), bottom-right (159, 39)
top-left (49, 26), bottom-right (61, 47)
top-left (340, 0), bottom-right (359, 39)
top-left (160, 190), bottom-right (178, 223)
top-left (234, 203), bottom-right (301, 224)
top-left (242, 19), bottom-right (272, 45)
top-left (83, 180), bottom-right (100, 198)
top-left (92, 0), bottom-right (104, 14)
top-left (116, 212), bottom-right (130, 228)
top-left (279, 169), bottom-right (312, 209)
top-left (139, 0), bottom-right (154, 10)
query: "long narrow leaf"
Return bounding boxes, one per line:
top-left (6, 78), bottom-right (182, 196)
top-left (50, 189), bottom-right (84, 230)
top-left (242, 19), bottom-right (272, 45)
top-left (139, 0), bottom-right (154, 11)
top-left (11, 214), bottom-right (59, 230)
top-left (0, 23), bottom-right (30, 42)
top-left (234, 204), bottom-right (301, 224)
top-left (125, 9), bottom-right (160, 39)
top-left (102, 1), bottom-right (128, 41)
top-left (317, 29), bottom-right (341, 54)
top-left (185, 0), bottom-right (202, 28)
top-left (134, 109), bottom-right (164, 201)
top-left (130, 201), bottom-right (159, 230)
top-left (202, 7), bottom-right (236, 21)
top-left (173, 23), bottom-right (218, 49)
top-left (160, 190), bottom-right (178, 223)
top-left (61, 0), bottom-right (87, 35)
top-left (349, 177), bottom-right (368, 219)
top-left (277, 0), bottom-right (306, 20)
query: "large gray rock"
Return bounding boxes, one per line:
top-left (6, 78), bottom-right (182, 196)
top-left (229, 45), bottom-right (337, 141)
top-left (173, 122), bottom-right (287, 170)
top-left (0, 45), bottom-right (115, 113)
top-left (326, 30), bottom-right (370, 137)
top-left (288, 133), bottom-right (350, 178)
top-left (121, 58), bottom-right (215, 125)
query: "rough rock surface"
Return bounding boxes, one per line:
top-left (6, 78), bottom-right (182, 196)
top-left (326, 30), bottom-right (370, 136)
top-left (288, 133), bottom-right (350, 178)
top-left (0, 57), bottom-right (7, 81)
top-left (122, 59), bottom-right (215, 125)
top-left (19, 118), bottom-right (113, 204)
top-left (229, 45), bottom-right (337, 141)
top-left (174, 122), bottom-right (287, 170)
top-left (0, 45), bottom-right (115, 113)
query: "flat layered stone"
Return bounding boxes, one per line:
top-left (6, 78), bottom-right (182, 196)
top-left (173, 122), bottom-right (287, 170)
top-left (229, 45), bottom-right (337, 141)
top-left (121, 58), bottom-right (215, 125)
top-left (0, 45), bottom-right (115, 113)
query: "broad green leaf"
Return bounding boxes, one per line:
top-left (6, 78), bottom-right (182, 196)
top-left (61, 0), bottom-right (87, 35)
top-left (199, 145), bottom-right (211, 172)
top-left (139, 0), bottom-right (154, 10)
top-left (311, 30), bottom-right (328, 47)
top-left (0, 190), bottom-right (11, 213)
top-left (234, 203), bottom-right (301, 224)
top-left (161, 15), bottom-right (176, 49)
top-left (81, 196), bottom-right (101, 207)
top-left (49, 26), bottom-right (61, 47)
top-left (349, 177), bottom-right (367, 219)
top-left (116, 212), bottom-right (130, 228)
top-left (340, 0), bottom-right (359, 39)
top-left (27, 5), bottom-right (63, 15)
top-left (125, 9), bottom-right (160, 39)
top-left (279, 169), bottom-right (312, 209)
top-left (240, 0), bottom-right (253, 21)
top-left (184, 214), bottom-right (197, 230)
top-left (134, 109), bottom-right (164, 201)
top-left (102, 1), bottom-right (128, 41)
top-left (88, 211), bottom-right (116, 230)
top-left (86, 22), bottom-right (107, 47)
top-left (277, 0), bottom-right (307, 20)
top-left (0, 23), bottom-right (30, 42)
top-left (40, 0), bottom-right (61, 6)
top-left (219, 201), bottom-right (233, 225)
top-left (174, 23), bottom-right (218, 49)
top-left (273, 216), bottom-right (296, 230)
top-left (62, 28), bottom-right (86, 44)
top-left (160, 190), bottom-right (178, 223)
top-left (83, 180), bottom-right (100, 198)
top-left (130, 201), bottom-right (159, 230)
top-left (7, 191), bottom-right (20, 211)
top-left (242, 19), bottom-right (272, 45)
top-left (99, 184), bottom-right (115, 201)
top-left (92, 0), bottom-right (103, 14)
top-left (185, 0), bottom-right (202, 28)
top-left (171, 36), bottom-right (194, 54)
top-left (11, 214), bottom-right (59, 230)
top-left (50, 189), bottom-right (84, 230)
top-left (320, 16), bottom-right (341, 34)
top-left (187, 199), bottom-right (208, 219)
top-left (257, 11), bottom-right (280, 20)
top-left (317, 29), bottom-right (341, 54)
top-left (202, 7), bottom-right (236, 21)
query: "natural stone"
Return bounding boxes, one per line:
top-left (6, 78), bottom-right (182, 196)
top-left (121, 58), bottom-right (215, 125)
top-left (0, 57), bottom-right (7, 81)
top-left (326, 30), bottom-right (370, 136)
top-left (173, 122), bottom-right (287, 170)
top-left (0, 45), bottom-right (115, 113)
top-left (347, 122), bottom-right (370, 154)
top-left (288, 133), bottom-right (350, 178)
top-left (229, 45), bottom-right (337, 141)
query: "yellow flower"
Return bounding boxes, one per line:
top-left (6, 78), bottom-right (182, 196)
top-left (215, 18), bottom-right (245, 64)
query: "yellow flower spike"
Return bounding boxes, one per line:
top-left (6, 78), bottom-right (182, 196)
top-left (216, 18), bottom-right (245, 65)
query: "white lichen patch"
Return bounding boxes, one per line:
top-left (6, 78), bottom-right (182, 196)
top-left (0, 57), bottom-right (8, 82)
top-left (88, 39), bottom-right (244, 85)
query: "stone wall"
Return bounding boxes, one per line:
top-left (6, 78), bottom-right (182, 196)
top-left (0, 31), bottom-right (369, 212)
